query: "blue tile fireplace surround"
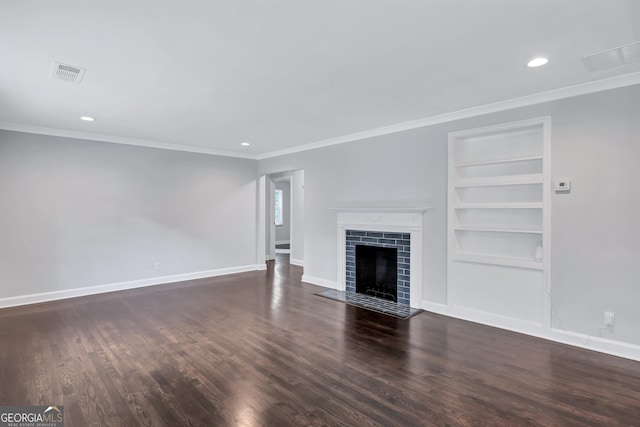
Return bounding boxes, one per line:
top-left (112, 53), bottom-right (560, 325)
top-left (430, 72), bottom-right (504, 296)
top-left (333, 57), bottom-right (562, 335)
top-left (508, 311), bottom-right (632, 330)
top-left (345, 229), bottom-right (411, 306)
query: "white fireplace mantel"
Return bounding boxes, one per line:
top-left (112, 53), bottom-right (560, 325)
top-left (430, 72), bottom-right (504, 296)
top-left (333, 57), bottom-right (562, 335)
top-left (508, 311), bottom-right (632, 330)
top-left (335, 208), bottom-right (429, 308)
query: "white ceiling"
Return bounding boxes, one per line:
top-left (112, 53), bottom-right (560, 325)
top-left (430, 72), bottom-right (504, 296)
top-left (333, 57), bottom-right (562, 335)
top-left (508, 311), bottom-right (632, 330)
top-left (1, 0), bottom-right (640, 158)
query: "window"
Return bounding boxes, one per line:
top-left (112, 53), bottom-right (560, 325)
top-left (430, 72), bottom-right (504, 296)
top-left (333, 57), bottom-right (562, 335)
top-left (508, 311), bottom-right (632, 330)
top-left (274, 189), bottom-right (283, 226)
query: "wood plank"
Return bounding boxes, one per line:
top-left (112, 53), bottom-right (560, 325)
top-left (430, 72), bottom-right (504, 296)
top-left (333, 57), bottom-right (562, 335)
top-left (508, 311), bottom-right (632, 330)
top-left (0, 254), bottom-right (639, 426)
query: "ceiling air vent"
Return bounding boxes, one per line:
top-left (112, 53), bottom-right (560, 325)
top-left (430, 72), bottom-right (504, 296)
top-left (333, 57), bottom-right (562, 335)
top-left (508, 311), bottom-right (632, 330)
top-left (50, 62), bottom-right (86, 83)
top-left (583, 41), bottom-right (640, 72)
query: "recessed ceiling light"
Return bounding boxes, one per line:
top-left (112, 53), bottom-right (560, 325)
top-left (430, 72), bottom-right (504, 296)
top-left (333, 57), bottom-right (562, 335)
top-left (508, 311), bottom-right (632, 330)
top-left (527, 57), bottom-right (549, 68)
top-left (80, 116), bottom-right (95, 122)
top-left (241, 142), bottom-right (250, 146)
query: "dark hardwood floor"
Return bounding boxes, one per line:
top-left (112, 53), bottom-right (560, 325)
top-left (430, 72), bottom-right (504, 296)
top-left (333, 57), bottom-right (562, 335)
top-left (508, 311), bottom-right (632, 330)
top-left (1, 255), bottom-right (639, 426)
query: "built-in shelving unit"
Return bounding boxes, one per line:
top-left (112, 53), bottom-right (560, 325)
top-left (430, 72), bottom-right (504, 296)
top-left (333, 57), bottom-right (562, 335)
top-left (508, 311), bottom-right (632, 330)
top-left (447, 117), bottom-right (550, 327)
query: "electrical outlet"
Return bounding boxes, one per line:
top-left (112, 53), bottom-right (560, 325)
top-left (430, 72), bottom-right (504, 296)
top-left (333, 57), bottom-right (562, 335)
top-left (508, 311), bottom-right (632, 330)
top-left (604, 311), bottom-right (615, 326)
top-left (154, 262), bottom-right (160, 271)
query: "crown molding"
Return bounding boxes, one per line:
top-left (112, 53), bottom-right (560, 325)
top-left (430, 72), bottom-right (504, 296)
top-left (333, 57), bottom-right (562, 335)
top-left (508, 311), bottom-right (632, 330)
top-left (0, 122), bottom-right (259, 160)
top-left (2, 71), bottom-right (640, 161)
top-left (256, 71), bottom-right (640, 159)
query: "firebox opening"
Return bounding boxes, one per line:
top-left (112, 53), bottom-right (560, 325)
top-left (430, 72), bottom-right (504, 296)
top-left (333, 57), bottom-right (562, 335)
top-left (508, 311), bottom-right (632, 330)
top-left (355, 245), bottom-right (398, 302)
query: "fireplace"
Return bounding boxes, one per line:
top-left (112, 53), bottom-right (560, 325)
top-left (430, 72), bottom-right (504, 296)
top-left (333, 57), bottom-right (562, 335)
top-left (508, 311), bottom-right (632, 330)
top-left (356, 245), bottom-right (398, 301)
top-left (345, 229), bottom-right (411, 305)
top-left (336, 208), bottom-right (428, 308)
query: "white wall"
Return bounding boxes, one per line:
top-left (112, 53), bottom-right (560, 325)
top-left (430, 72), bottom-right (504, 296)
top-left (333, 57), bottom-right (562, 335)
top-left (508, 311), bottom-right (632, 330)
top-left (0, 131), bottom-right (259, 303)
top-left (549, 87), bottom-right (640, 346)
top-left (2, 84), bottom-right (640, 358)
top-left (290, 170), bottom-right (305, 264)
top-left (275, 180), bottom-right (291, 243)
top-left (260, 124), bottom-right (449, 301)
top-left (259, 83), bottom-right (640, 354)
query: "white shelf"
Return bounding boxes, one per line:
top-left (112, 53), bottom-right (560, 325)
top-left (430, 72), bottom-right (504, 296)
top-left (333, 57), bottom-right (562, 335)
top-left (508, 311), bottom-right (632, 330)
top-left (455, 173), bottom-right (543, 188)
top-left (454, 227), bottom-right (542, 234)
top-left (452, 253), bottom-right (543, 270)
top-left (329, 207), bottom-right (430, 212)
top-left (447, 118), bottom-right (549, 327)
top-left (455, 202), bottom-right (543, 209)
top-left (455, 155), bottom-right (543, 168)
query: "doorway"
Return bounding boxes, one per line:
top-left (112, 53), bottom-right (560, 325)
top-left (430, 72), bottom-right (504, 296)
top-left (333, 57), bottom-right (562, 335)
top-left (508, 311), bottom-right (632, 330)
top-left (260, 170), bottom-right (304, 267)
top-left (273, 177), bottom-right (291, 255)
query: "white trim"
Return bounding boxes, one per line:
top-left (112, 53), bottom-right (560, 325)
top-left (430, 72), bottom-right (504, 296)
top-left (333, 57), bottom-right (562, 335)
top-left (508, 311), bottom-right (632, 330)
top-left (447, 135), bottom-right (456, 307)
top-left (420, 300), bottom-right (449, 312)
top-left (336, 210), bottom-right (426, 308)
top-left (301, 274), bottom-right (338, 289)
top-left (422, 301), bottom-right (544, 336)
top-left (2, 73), bottom-right (640, 161)
top-left (421, 300), bottom-right (640, 362)
top-left (275, 240), bottom-right (291, 245)
top-left (0, 264), bottom-right (265, 310)
top-left (258, 72), bottom-right (640, 159)
top-left (290, 258), bottom-right (304, 267)
top-left (447, 116), bottom-right (549, 139)
top-left (0, 122), bottom-right (259, 160)
top-left (267, 178), bottom-right (276, 260)
top-left (542, 117), bottom-right (552, 332)
top-left (549, 329), bottom-right (640, 362)
top-left (447, 116), bottom-right (551, 323)
top-left (256, 175), bottom-right (267, 264)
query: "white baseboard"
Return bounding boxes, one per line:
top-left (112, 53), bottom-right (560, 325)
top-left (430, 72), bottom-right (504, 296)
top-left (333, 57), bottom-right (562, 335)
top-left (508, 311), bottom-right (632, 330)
top-left (301, 274), bottom-right (339, 290)
top-left (275, 240), bottom-right (290, 245)
top-left (421, 300), bottom-right (640, 362)
top-left (0, 264), bottom-right (265, 310)
top-left (422, 301), bottom-right (544, 336)
top-left (420, 300), bottom-right (449, 313)
top-left (290, 258), bottom-right (304, 267)
top-left (548, 328), bottom-right (640, 362)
